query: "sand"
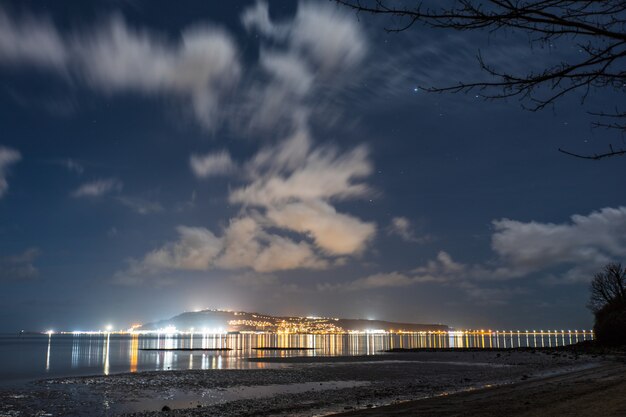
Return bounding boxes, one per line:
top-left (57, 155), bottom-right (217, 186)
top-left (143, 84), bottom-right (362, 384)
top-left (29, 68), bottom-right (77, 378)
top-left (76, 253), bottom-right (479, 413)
top-left (0, 348), bottom-right (622, 416)
top-left (336, 361), bottom-right (626, 416)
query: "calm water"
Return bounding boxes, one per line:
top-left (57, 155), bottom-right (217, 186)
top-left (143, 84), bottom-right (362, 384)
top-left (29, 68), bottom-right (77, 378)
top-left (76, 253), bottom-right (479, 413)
top-left (0, 331), bottom-right (592, 385)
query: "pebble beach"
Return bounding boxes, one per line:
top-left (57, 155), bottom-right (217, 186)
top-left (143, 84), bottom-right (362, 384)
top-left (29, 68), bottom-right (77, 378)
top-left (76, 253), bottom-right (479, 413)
top-left (0, 348), bottom-right (607, 417)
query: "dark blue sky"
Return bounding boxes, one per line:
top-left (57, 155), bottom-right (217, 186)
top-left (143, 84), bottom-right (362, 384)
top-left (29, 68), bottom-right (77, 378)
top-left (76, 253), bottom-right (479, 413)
top-left (1, 0), bottom-right (624, 332)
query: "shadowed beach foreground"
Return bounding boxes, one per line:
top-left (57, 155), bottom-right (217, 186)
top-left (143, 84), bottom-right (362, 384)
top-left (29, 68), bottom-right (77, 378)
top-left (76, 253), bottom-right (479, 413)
top-left (337, 360), bottom-right (626, 417)
top-left (0, 348), bottom-right (624, 416)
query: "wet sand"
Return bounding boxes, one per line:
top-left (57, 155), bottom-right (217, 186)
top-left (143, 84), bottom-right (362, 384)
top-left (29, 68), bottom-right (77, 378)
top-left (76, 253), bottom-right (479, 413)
top-left (0, 349), bottom-right (618, 416)
top-left (336, 361), bottom-right (626, 416)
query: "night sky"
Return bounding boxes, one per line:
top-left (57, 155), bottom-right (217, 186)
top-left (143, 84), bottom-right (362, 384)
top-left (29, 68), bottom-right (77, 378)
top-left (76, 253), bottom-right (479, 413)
top-left (1, 0), bottom-right (625, 332)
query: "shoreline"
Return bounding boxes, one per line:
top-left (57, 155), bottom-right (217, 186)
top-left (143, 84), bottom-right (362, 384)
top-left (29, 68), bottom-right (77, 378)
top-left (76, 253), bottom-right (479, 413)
top-left (0, 349), bottom-right (618, 416)
top-left (334, 360), bottom-right (626, 416)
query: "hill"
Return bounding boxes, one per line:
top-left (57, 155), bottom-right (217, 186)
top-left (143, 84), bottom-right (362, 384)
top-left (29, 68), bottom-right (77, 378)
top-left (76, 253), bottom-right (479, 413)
top-left (138, 309), bottom-right (448, 333)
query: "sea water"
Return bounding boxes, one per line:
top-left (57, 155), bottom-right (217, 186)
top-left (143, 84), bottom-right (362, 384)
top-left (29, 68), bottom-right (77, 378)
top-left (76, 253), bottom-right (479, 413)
top-left (0, 330), bottom-right (592, 384)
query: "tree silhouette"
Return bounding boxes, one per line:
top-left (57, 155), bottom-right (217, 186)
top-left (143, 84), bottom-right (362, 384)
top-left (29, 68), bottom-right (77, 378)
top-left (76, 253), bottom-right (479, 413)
top-left (587, 263), bottom-right (626, 346)
top-left (588, 263), bottom-right (626, 313)
top-left (336, 0), bottom-right (626, 159)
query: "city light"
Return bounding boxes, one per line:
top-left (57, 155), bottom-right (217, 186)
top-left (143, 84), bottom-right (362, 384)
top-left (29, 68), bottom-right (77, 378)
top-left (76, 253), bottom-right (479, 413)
top-left (36, 309), bottom-right (597, 340)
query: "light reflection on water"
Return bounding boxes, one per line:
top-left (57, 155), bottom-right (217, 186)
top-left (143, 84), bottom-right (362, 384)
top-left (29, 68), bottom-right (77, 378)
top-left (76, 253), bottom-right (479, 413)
top-left (0, 331), bottom-right (592, 384)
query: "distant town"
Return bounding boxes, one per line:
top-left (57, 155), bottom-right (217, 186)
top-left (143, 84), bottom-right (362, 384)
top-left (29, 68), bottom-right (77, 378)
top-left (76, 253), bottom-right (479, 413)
top-left (44, 309), bottom-right (592, 337)
top-left (45, 309), bottom-right (448, 335)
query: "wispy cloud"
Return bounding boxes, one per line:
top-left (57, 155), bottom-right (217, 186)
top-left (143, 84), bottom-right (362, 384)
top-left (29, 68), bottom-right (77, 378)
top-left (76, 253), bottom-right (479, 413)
top-left (115, 2), bottom-right (378, 284)
top-left (115, 219), bottom-right (327, 285)
top-left (0, 7), bottom-right (240, 129)
top-left (236, 0), bottom-right (368, 135)
top-left (318, 251), bottom-right (523, 304)
top-left (242, 1), bottom-right (366, 74)
top-left (117, 131), bottom-right (377, 283)
top-left (0, 1), bottom-right (374, 134)
top-left (0, 8), bottom-right (67, 69)
top-left (0, 248), bottom-right (40, 281)
top-left (190, 150), bottom-right (236, 178)
top-left (319, 206), bottom-right (626, 303)
top-left (72, 178), bottom-right (122, 198)
top-left (387, 216), bottom-right (428, 243)
top-left (116, 196), bottom-right (163, 214)
top-left (489, 206), bottom-right (626, 283)
top-left (59, 158), bottom-right (84, 175)
top-left (174, 190), bottom-right (197, 212)
top-left (0, 146), bottom-right (21, 199)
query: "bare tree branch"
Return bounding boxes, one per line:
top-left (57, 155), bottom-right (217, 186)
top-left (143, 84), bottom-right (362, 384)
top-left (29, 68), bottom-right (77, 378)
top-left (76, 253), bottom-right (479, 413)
top-left (588, 263), bottom-right (626, 313)
top-left (336, 0), bottom-right (626, 159)
top-left (558, 146), bottom-right (626, 160)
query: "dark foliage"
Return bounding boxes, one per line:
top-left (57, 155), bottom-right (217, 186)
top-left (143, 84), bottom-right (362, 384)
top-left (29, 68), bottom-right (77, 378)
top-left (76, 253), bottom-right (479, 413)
top-left (588, 263), bottom-right (626, 346)
top-left (588, 263), bottom-right (626, 313)
top-left (593, 301), bottom-right (626, 346)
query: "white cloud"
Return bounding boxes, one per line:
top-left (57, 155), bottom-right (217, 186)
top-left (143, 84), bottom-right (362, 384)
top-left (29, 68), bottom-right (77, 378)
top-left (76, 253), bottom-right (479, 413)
top-left (388, 216), bottom-right (427, 243)
top-left (232, 130), bottom-right (376, 255)
top-left (242, 1), bottom-right (366, 75)
top-left (120, 130), bottom-right (376, 281)
top-left (212, 216), bottom-right (263, 270)
top-left (320, 251), bottom-right (462, 292)
top-left (239, 1), bottom-right (368, 133)
top-left (231, 131), bottom-right (371, 206)
top-left (119, 216), bottom-right (327, 283)
top-left (110, 2), bottom-right (375, 283)
top-left (288, 2), bottom-right (367, 75)
top-left (72, 178), bottom-right (122, 198)
top-left (73, 17), bottom-right (240, 128)
top-left (0, 8), bottom-right (240, 129)
top-left (190, 150), bottom-right (236, 178)
top-left (0, 2), bottom-right (372, 133)
top-left (0, 248), bottom-right (40, 281)
top-left (331, 272), bottom-right (415, 291)
top-left (489, 207), bottom-right (626, 282)
top-left (0, 146), bottom-right (21, 199)
top-left (215, 216), bottom-right (326, 272)
top-left (116, 196), bottom-right (163, 214)
top-left (324, 206), bottom-right (626, 297)
top-left (318, 251), bottom-right (522, 304)
top-left (142, 226), bottom-right (223, 271)
top-left (245, 128), bottom-right (311, 175)
top-left (60, 158), bottom-right (84, 175)
top-left (457, 282), bottom-right (527, 305)
top-left (266, 200), bottom-right (374, 255)
top-left (260, 50), bottom-right (314, 97)
top-left (383, 207), bottom-right (626, 287)
top-left (241, 1), bottom-right (280, 38)
top-left (240, 50), bottom-right (314, 133)
top-left (411, 251), bottom-right (467, 280)
top-left (0, 8), bottom-right (67, 69)
top-left (491, 208), bottom-right (626, 272)
top-left (229, 1), bottom-right (376, 262)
